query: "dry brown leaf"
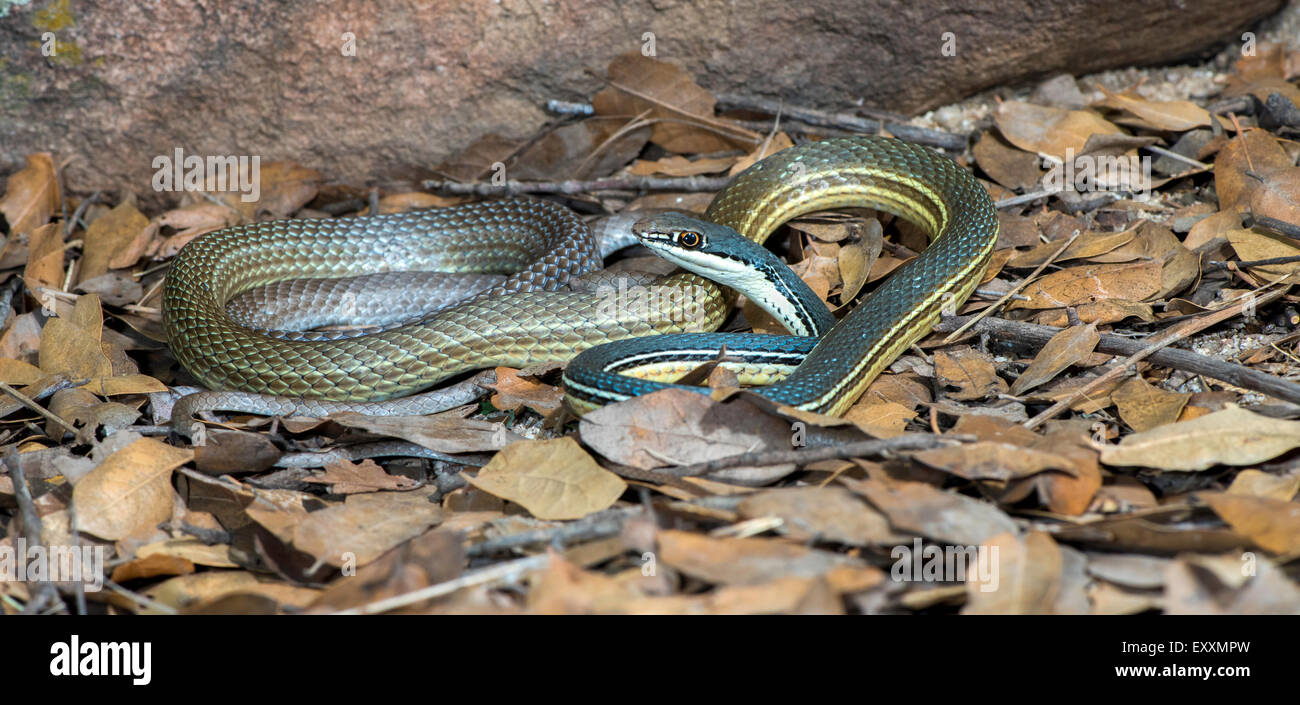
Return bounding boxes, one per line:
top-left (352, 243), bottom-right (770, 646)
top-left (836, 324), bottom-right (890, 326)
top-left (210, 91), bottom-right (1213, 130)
top-left (1214, 130), bottom-right (1291, 213)
top-left (23, 222), bottom-right (65, 300)
top-left (1111, 377), bottom-right (1190, 432)
top-left (972, 130), bottom-right (1043, 191)
top-left (1011, 260), bottom-right (1163, 310)
top-left (73, 437), bottom-right (193, 540)
top-left (593, 52), bottom-right (755, 154)
top-left (627, 154), bottom-right (735, 177)
top-left (144, 571), bottom-right (320, 614)
top-left (488, 366), bottom-right (565, 415)
top-left (842, 399), bottom-right (915, 438)
top-left (736, 487), bottom-right (907, 546)
top-left (837, 233), bottom-right (879, 303)
top-left (230, 161), bottom-right (320, 221)
top-left (1006, 230), bottom-right (1134, 268)
top-left (110, 553), bottom-right (197, 583)
top-left (291, 486), bottom-right (443, 567)
top-left (934, 348), bottom-right (1007, 400)
top-left (465, 437), bottom-right (625, 520)
top-left (1227, 228), bottom-right (1300, 279)
top-left (38, 302), bottom-right (113, 382)
top-left (0, 153), bottom-right (60, 236)
top-left (304, 458), bottom-right (420, 495)
top-left (1010, 323), bottom-right (1099, 396)
top-left (962, 532), bottom-right (1063, 615)
top-left (79, 200), bottom-right (150, 283)
top-left (1225, 469), bottom-right (1300, 501)
top-left (728, 132), bottom-right (796, 176)
top-left (994, 102), bottom-right (1124, 162)
top-left (1096, 88), bottom-right (1211, 131)
top-left (578, 389), bottom-right (791, 470)
top-left (914, 441), bottom-right (1079, 482)
top-left (377, 192), bottom-right (461, 213)
top-left (136, 537), bottom-right (238, 568)
top-left (1198, 492), bottom-right (1300, 554)
top-left (656, 530), bottom-right (862, 586)
top-left (841, 477), bottom-right (1017, 545)
top-left (1100, 405), bottom-right (1300, 471)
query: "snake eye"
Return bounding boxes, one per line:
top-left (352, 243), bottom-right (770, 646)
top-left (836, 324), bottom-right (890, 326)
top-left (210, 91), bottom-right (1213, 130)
top-left (677, 231), bottom-right (702, 248)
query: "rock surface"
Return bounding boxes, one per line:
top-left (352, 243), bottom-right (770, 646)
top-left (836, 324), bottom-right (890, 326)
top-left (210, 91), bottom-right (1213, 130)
top-left (0, 0), bottom-right (1284, 199)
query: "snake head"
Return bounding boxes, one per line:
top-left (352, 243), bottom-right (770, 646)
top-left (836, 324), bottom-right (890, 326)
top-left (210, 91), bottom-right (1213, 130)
top-left (630, 212), bottom-right (754, 273)
top-left (630, 211), bottom-right (835, 337)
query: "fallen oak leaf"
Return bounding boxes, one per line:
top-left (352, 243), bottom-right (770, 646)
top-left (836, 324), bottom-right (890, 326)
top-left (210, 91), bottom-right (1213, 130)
top-left (488, 366), bottom-right (564, 415)
top-left (465, 437), bottom-right (625, 520)
top-left (304, 458), bottom-right (420, 495)
top-left (913, 441), bottom-right (1080, 482)
top-left (1100, 405), bottom-right (1300, 471)
top-left (0, 153), bottom-right (60, 236)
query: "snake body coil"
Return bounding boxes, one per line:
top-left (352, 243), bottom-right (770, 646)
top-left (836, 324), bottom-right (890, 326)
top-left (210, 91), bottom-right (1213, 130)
top-left (164, 137), bottom-right (997, 416)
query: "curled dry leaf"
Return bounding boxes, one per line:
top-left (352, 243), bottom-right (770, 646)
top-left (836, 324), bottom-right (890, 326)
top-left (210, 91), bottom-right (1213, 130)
top-left (736, 487), bottom-right (907, 546)
top-left (993, 101), bottom-right (1124, 162)
top-left (579, 388), bottom-right (791, 470)
top-left (488, 366), bottom-right (565, 415)
top-left (1096, 88), bottom-right (1212, 131)
top-left (592, 52), bottom-right (756, 154)
top-left (1010, 260), bottom-right (1163, 310)
top-left (913, 441), bottom-right (1079, 483)
top-left (291, 486), bottom-right (443, 567)
top-left (304, 458), bottom-right (420, 495)
top-left (79, 200), bottom-right (150, 283)
top-left (465, 437), bottom-right (625, 521)
top-left (841, 477), bottom-right (1017, 545)
top-left (1110, 376), bottom-right (1190, 432)
top-left (1198, 492), bottom-right (1300, 554)
top-left (23, 222), bottom-right (65, 295)
top-left (656, 529), bottom-right (866, 586)
top-left (1009, 322), bottom-right (1099, 396)
top-left (72, 437), bottom-right (194, 540)
top-left (962, 532), bottom-right (1064, 615)
top-left (934, 348), bottom-right (1008, 401)
top-left (0, 153), bottom-right (60, 236)
top-left (1100, 405), bottom-right (1300, 471)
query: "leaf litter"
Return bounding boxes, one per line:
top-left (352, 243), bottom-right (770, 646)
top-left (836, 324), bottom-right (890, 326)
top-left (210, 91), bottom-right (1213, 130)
top-left (4, 44), bottom-right (1300, 615)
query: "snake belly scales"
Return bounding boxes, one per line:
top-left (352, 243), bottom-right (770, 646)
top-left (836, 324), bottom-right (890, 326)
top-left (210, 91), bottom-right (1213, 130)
top-left (162, 136), bottom-right (998, 419)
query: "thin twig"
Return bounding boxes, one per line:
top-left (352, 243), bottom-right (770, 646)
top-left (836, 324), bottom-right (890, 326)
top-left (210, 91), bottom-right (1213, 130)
top-left (466, 506), bottom-right (644, 557)
top-left (0, 381), bottom-right (80, 437)
top-left (666, 433), bottom-right (961, 478)
top-left (713, 93), bottom-right (967, 150)
top-left (935, 311), bottom-right (1300, 406)
top-left (423, 174), bottom-right (731, 197)
top-left (942, 230), bottom-right (1081, 344)
top-left (5, 447), bottom-right (64, 614)
top-left (333, 553), bottom-right (552, 615)
top-left (1020, 283), bottom-right (1291, 429)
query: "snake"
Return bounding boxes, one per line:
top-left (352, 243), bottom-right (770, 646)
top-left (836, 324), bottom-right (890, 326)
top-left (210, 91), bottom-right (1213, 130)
top-left (163, 136), bottom-right (997, 427)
